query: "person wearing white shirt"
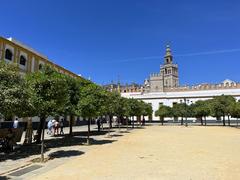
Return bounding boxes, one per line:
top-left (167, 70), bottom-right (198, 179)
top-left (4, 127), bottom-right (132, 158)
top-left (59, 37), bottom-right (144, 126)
top-left (13, 118), bottom-right (19, 129)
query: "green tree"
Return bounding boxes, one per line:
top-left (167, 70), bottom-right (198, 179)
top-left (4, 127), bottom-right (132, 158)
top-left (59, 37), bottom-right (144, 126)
top-left (171, 103), bottom-right (186, 125)
top-left (192, 100), bottom-right (211, 126)
top-left (102, 92), bottom-right (121, 136)
top-left (113, 97), bottom-right (131, 131)
top-left (229, 102), bottom-right (240, 126)
top-left (128, 98), bottom-right (143, 128)
top-left (210, 95), bottom-right (236, 126)
top-left (26, 66), bottom-right (69, 161)
top-left (155, 105), bottom-right (172, 125)
top-left (104, 92), bottom-right (122, 131)
top-left (62, 76), bottom-right (83, 136)
top-left (77, 83), bottom-right (105, 144)
top-left (0, 62), bottom-right (30, 120)
top-left (140, 101), bottom-right (153, 124)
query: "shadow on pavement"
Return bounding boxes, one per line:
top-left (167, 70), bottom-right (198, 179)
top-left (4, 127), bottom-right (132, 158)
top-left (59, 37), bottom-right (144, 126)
top-left (90, 139), bottom-right (116, 145)
top-left (0, 136), bottom-right (84, 162)
top-left (110, 134), bottom-right (123, 137)
top-left (0, 176), bottom-right (10, 180)
top-left (49, 150), bottom-right (84, 159)
top-left (45, 136), bottom-right (84, 148)
top-left (0, 132), bottom-right (118, 162)
top-left (74, 130), bottom-right (113, 137)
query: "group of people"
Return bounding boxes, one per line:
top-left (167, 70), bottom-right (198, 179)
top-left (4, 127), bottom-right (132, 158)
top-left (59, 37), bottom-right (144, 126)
top-left (47, 119), bottom-right (64, 136)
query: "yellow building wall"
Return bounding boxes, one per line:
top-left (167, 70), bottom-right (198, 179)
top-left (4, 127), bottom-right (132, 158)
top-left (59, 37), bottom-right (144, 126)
top-left (0, 37), bottom-right (81, 79)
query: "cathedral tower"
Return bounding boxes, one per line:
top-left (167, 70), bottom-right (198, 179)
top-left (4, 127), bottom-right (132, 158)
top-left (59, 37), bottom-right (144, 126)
top-left (160, 45), bottom-right (179, 88)
top-left (147, 45), bottom-right (179, 92)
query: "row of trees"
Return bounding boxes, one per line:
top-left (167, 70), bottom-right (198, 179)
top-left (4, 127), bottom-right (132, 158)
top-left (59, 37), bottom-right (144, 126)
top-left (0, 62), bottom-right (153, 141)
top-left (155, 95), bottom-right (240, 126)
top-left (0, 62), bottom-right (153, 160)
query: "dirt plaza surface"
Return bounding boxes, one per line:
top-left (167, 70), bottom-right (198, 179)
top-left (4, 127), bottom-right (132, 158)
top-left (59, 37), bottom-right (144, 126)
top-left (30, 125), bottom-right (240, 180)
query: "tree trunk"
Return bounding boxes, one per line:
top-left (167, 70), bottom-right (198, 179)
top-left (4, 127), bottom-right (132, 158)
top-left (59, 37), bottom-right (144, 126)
top-left (24, 117), bottom-right (33, 144)
top-left (118, 117), bottom-right (121, 132)
top-left (204, 116), bottom-right (207, 126)
top-left (132, 116), bottom-right (134, 128)
top-left (87, 118), bottom-right (90, 145)
top-left (228, 115), bottom-right (230, 126)
top-left (36, 116), bottom-right (45, 144)
top-left (108, 115), bottom-right (111, 137)
top-left (161, 117), bottom-right (164, 126)
top-left (41, 116), bottom-right (46, 162)
top-left (181, 117), bottom-right (183, 125)
top-left (101, 116), bottom-right (104, 131)
top-left (69, 115), bottom-right (74, 136)
top-left (200, 117), bottom-right (203, 126)
top-left (223, 115), bottom-right (226, 126)
top-left (110, 116), bottom-right (112, 128)
top-left (126, 116), bottom-right (129, 131)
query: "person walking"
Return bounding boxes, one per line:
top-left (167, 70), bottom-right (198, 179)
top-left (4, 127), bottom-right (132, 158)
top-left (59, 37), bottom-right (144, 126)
top-left (54, 120), bottom-right (59, 136)
top-left (47, 120), bottom-right (53, 135)
top-left (60, 119), bottom-right (64, 135)
top-left (13, 118), bottom-right (19, 129)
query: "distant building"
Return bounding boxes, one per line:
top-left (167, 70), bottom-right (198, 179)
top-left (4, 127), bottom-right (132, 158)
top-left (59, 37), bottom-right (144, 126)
top-left (104, 45), bottom-right (240, 121)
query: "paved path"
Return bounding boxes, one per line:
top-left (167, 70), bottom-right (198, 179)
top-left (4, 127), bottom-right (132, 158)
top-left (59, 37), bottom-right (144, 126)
top-left (22, 125), bottom-right (240, 180)
top-left (0, 123), bottom-right (117, 176)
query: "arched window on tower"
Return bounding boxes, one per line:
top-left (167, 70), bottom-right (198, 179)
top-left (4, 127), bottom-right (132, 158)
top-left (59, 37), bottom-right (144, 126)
top-left (5, 49), bottom-right (13, 61)
top-left (19, 55), bottom-right (27, 66)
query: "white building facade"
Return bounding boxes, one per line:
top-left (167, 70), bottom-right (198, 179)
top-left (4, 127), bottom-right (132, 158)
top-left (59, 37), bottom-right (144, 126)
top-left (120, 46), bottom-right (240, 121)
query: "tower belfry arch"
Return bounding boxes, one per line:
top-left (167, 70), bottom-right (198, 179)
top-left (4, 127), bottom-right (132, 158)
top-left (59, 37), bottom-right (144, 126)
top-left (148, 45), bottom-right (179, 92)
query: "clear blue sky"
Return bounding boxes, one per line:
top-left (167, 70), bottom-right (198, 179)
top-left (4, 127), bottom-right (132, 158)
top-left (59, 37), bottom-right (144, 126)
top-left (1, 0), bottom-right (240, 85)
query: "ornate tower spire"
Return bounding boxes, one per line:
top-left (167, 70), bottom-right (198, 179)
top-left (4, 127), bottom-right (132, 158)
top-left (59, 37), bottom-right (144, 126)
top-left (164, 44), bottom-right (173, 64)
top-left (165, 44), bottom-right (172, 56)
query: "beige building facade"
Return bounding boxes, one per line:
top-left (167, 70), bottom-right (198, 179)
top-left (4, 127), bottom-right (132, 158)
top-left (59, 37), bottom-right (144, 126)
top-left (0, 36), bottom-right (81, 79)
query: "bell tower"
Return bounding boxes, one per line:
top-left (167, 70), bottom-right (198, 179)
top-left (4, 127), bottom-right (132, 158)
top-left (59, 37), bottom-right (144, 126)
top-left (160, 44), bottom-right (179, 89)
top-left (164, 45), bottom-right (173, 64)
top-left (147, 44), bottom-right (180, 92)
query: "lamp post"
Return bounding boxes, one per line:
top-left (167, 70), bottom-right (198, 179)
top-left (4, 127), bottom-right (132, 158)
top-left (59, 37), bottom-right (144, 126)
top-left (182, 98), bottom-right (190, 127)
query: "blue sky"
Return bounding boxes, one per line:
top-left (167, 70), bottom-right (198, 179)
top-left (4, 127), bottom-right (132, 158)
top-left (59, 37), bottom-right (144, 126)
top-left (1, 0), bottom-right (240, 85)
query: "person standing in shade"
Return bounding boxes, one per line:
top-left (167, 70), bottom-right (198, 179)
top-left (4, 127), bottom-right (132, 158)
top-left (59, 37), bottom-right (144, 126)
top-left (142, 117), bottom-right (145, 126)
top-left (97, 118), bottom-right (101, 132)
top-left (13, 118), bottom-right (19, 129)
top-left (60, 119), bottom-right (64, 135)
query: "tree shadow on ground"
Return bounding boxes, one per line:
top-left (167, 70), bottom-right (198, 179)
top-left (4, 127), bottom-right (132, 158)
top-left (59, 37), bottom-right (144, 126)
top-left (0, 176), bottom-right (10, 180)
top-left (119, 130), bottom-right (130, 134)
top-left (0, 134), bottom-right (117, 162)
top-left (45, 136), bottom-right (85, 148)
top-left (73, 130), bottom-right (113, 137)
top-left (108, 134), bottom-right (123, 137)
top-left (0, 143), bottom-right (43, 162)
top-left (0, 136), bottom-right (84, 162)
top-left (90, 139), bottom-right (116, 145)
top-left (48, 150), bottom-right (84, 159)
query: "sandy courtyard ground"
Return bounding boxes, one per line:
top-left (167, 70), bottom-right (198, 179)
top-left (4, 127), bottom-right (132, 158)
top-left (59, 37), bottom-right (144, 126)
top-left (31, 125), bottom-right (240, 180)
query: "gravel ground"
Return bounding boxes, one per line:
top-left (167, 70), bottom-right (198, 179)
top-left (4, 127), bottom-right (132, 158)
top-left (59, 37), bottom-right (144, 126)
top-left (26, 125), bottom-right (240, 180)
